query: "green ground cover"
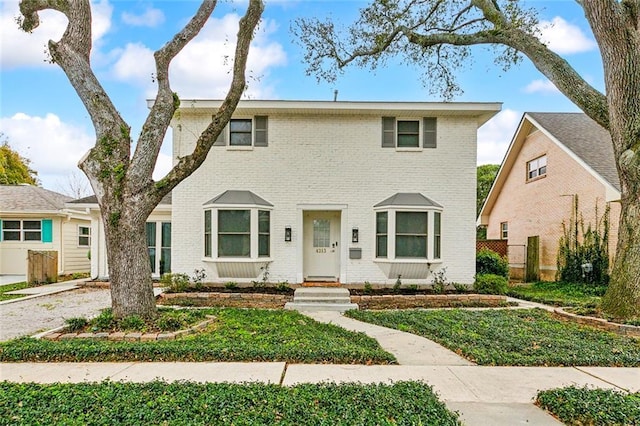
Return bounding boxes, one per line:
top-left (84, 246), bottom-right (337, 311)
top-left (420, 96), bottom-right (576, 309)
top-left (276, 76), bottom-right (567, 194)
top-left (537, 386), bottom-right (640, 425)
top-left (0, 282), bottom-right (32, 302)
top-left (346, 308), bottom-right (639, 366)
top-left (0, 381), bottom-right (461, 426)
top-left (0, 308), bottom-right (395, 364)
top-left (506, 281), bottom-right (604, 307)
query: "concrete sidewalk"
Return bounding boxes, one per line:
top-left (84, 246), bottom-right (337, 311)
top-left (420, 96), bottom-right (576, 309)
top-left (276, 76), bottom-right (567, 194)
top-left (0, 278), bottom-right (89, 305)
top-left (1, 362), bottom-right (637, 425)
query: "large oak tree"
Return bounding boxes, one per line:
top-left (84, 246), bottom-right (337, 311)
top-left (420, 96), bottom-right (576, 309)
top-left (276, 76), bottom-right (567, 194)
top-left (19, 0), bottom-right (264, 318)
top-left (295, 0), bottom-right (640, 319)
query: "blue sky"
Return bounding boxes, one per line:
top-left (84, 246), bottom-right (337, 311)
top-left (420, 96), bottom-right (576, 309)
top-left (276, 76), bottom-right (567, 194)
top-left (0, 0), bottom-right (603, 194)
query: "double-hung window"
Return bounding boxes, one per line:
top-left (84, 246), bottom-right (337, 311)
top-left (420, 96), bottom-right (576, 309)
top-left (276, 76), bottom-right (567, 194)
top-left (527, 155), bottom-right (547, 181)
top-left (382, 117), bottom-right (437, 149)
top-left (203, 190), bottom-right (272, 260)
top-left (395, 212), bottom-right (428, 258)
top-left (213, 116), bottom-right (268, 148)
top-left (500, 222), bottom-right (508, 240)
top-left (78, 226), bottom-right (91, 247)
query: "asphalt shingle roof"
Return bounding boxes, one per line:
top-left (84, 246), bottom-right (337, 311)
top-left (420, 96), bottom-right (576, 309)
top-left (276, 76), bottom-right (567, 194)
top-left (70, 192), bottom-right (172, 205)
top-left (527, 112), bottom-right (620, 191)
top-left (0, 184), bottom-right (73, 212)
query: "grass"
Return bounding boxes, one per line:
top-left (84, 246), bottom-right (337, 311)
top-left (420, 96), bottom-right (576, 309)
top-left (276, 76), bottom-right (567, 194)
top-left (0, 282), bottom-right (33, 301)
top-left (537, 386), bottom-right (640, 425)
top-left (506, 281), bottom-right (605, 308)
top-left (0, 308), bottom-right (396, 364)
top-left (346, 308), bottom-right (640, 366)
top-left (0, 381), bottom-right (461, 425)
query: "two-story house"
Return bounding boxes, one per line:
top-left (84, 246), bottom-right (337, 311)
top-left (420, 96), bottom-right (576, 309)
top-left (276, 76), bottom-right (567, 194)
top-left (170, 100), bottom-right (500, 285)
top-left (478, 112), bottom-right (621, 281)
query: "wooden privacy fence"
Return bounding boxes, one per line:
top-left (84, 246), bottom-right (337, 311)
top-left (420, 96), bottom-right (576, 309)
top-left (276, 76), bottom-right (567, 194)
top-left (476, 239), bottom-right (508, 257)
top-left (27, 250), bottom-right (58, 284)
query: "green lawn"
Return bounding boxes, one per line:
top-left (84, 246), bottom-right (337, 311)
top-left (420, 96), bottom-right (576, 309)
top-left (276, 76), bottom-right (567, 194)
top-left (537, 386), bottom-right (640, 425)
top-left (507, 281), bottom-right (604, 307)
top-left (0, 282), bottom-right (32, 302)
top-left (346, 308), bottom-right (640, 366)
top-left (0, 381), bottom-right (460, 425)
top-left (0, 308), bottom-right (396, 364)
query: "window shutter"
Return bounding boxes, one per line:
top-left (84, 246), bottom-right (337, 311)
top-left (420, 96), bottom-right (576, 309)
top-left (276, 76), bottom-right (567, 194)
top-left (382, 117), bottom-right (396, 148)
top-left (42, 219), bottom-right (53, 243)
top-left (423, 117), bottom-right (437, 148)
top-left (254, 116), bottom-right (268, 147)
top-left (213, 121), bottom-right (227, 146)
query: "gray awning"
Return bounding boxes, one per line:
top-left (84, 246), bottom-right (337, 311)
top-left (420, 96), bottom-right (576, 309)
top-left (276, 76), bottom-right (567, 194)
top-left (374, 193), bottom-right (443, 208)
top-left (204, 190), bottom-right (273, 207)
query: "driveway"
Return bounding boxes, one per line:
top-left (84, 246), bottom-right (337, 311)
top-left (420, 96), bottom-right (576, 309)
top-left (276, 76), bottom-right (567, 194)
top-left (0, 287), bottom-right (111, 341)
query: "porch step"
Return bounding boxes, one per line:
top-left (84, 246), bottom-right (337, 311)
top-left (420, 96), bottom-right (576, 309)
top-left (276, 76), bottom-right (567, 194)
top-left (284, 287), bottom-right (358, 313)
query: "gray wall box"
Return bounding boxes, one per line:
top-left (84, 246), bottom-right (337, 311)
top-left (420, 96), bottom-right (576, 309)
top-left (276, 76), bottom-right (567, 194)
top-left (349, 248), bottom-right (362, 259)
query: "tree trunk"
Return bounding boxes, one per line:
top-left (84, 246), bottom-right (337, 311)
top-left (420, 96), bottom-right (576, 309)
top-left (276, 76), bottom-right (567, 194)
top-left (102, 206), bottom-right (157, 319)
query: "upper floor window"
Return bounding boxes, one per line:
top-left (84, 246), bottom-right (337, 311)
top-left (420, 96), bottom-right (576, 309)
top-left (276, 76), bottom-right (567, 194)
top-left (78, 226), bottom-right (91, 247)
top-left (527, 155), bottom-right (547, 181)
top-left (213, 116), bottom-right (268, 148)
top-left (382, 117), bottom-right (437, 149)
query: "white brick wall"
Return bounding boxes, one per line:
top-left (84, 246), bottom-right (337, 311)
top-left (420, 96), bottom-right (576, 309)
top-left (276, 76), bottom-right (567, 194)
top-left (171, 108), bottom-right (482, 285)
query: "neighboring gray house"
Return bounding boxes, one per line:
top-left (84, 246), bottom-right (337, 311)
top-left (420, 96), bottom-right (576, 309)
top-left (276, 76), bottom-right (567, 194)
top-left (0, 184), bottom-right (91, 275)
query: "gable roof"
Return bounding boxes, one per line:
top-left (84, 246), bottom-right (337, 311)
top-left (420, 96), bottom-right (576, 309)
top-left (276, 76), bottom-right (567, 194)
top-left (69, 192), bottom-right (173, 206)
top-left (527, 112), bottom-right (619, 190)
top-left (0, 184), bottom-right (72, 214)
top-left (479, 112), bottom-right (620, 224)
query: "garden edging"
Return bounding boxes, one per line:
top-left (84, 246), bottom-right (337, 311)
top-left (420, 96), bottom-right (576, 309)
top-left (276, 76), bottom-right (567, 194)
top-left (552, 308), bottom-right (640, 337)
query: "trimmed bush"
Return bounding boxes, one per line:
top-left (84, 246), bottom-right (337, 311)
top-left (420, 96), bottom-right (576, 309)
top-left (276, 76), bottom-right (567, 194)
top-left (476, 248), bottom-right (509, 278)
top-left (474, 274), bottom-right (508, 295)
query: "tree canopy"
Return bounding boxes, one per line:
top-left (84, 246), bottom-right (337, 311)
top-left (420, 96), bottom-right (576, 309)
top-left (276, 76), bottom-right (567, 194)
top-left (477, 164), bottom-right (499, 216)
top-left (0, 134), bottom-right (39, 186)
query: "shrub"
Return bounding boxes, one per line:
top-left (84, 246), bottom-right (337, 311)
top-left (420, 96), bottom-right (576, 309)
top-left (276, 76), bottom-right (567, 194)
top-left (224, 281), bottom-right (238, 290)
top-left (118, 315), bottom-right (146, 332)
top-left (453, 283), bottom-right (469, 293)
top-left (65, 317), bottom-right (88, 332)
top-left (161, 273), bottom-right (190, 293)
top-left (91, 309), bottom-right (115, 331)
top-left (476, 248), bottom-right (509, 278)
top-left (431, 267), bottom-right (448, 294)
top-left (275, 281), bottom-right (290, 292)
top-left (363, 282), bottom-right (373, 294)
top-left (474, 274), bottom-right (508, 295)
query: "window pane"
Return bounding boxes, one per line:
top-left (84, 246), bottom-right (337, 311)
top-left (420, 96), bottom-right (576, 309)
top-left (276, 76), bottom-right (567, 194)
top-left (397, 121), bottom-right (419, 133)
top-left (259, 211), bottom-right (270, 233)
top-left (230, 119), bottom-right (252, 132)
top-left (79, 227), bottom-right (90, 236)
top-left (396, 235), bottom-right (427, 258)
top-left (313, 219), bottom-right (330, 248)
top-left (2, 220), bottom-right (20, 230)
top-left (149, 248), bottom-right (156, 273)
top-left (218, 210), bottom-right (250, 233)
top-left (230, 133), bottom-right (252, 146)
top-left (161, 222), bottom-right (171, 247)
top-left (146, 222), bottom-right (156, 247)
top-left (396, 212), bottom-right (427, 234)
top-left (377, 236), bottom-right (387, 258)
top-left (24, 231), bottom-right (41, 241)
top-left (218, 234), bottom-right (250, 257)
top-left (79, 236), bottom-right (90, 246)
top-left (259, 235), bottom-right (270, 257)
top-left (23, 221), bottom-right (41, 230)
top-left (376, 212), bottom-right (387, 233)
top-left (160, 248), bottom-right (171, 274)
top-left (397, 134), bottom-right (419, 147)
top-left (204, 210), bottom-right (212, 233)
top-left (204, 210), bottom-right (212, 257)
top-left (3, 231), bottom-right (20, 241)
top-left (434, 212), bottom-right (441, 259)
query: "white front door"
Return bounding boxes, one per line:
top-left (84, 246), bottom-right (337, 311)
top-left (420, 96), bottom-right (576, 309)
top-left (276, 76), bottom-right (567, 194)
top-left (303, 211), bottom-right (341, 281)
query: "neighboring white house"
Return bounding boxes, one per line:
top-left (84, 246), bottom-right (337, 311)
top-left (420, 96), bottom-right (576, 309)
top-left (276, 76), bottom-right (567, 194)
top-left (0, 184), bottom-right (91, 276)
top-left (67, 194), bottom-right (172, 280)
top-left (168, 99), bottom-right (501, 285)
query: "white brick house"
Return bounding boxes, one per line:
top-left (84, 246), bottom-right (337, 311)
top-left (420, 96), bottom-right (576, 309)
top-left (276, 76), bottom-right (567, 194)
top-left (170, 100), bottom-right (500, 285)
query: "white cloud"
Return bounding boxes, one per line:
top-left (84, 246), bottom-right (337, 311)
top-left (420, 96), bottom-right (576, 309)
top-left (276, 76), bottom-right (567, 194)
top-left (537, 16), bottom-right (596, 54)
top-left (523, 79), bottom-right (560, 94)
top-left (109, 13), bottom-right (287, 99)
top-left (122, 7), bottom-right (165, 28)
top-left (0, 113), bottom-right (95, 190)
top-left (477, 109), bottom-right (521, 165)
top-left (0, 1), bottom-right (113, 70)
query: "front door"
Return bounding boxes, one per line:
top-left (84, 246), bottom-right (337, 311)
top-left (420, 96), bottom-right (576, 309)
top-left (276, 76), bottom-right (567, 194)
top-left (303, 211), bottom-right (340, 281)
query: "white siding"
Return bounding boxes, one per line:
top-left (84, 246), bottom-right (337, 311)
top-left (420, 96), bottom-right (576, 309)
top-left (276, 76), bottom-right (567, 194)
top-left (61, 219), bottom-right (91, 274)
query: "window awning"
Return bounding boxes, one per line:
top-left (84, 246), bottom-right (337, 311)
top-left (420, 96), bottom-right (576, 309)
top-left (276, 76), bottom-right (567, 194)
top-left (204, 190), bottom-right (273, 207)
top-left (374, 193), bottom-right (442, 208)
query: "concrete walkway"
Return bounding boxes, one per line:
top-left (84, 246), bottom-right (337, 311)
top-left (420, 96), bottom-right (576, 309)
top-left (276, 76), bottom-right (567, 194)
top-left (1, 287), bottom-right (638, 425)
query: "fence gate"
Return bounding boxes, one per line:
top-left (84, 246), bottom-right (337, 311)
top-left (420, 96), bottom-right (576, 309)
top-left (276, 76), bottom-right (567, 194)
top-left (27, 250), bottom-right (58, 284)
top-left (525, 236), bottom-right (539, 282)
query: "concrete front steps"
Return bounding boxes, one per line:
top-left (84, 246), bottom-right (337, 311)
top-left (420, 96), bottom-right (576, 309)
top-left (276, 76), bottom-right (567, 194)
top-left (284, 287), bottom-right (358, 312)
